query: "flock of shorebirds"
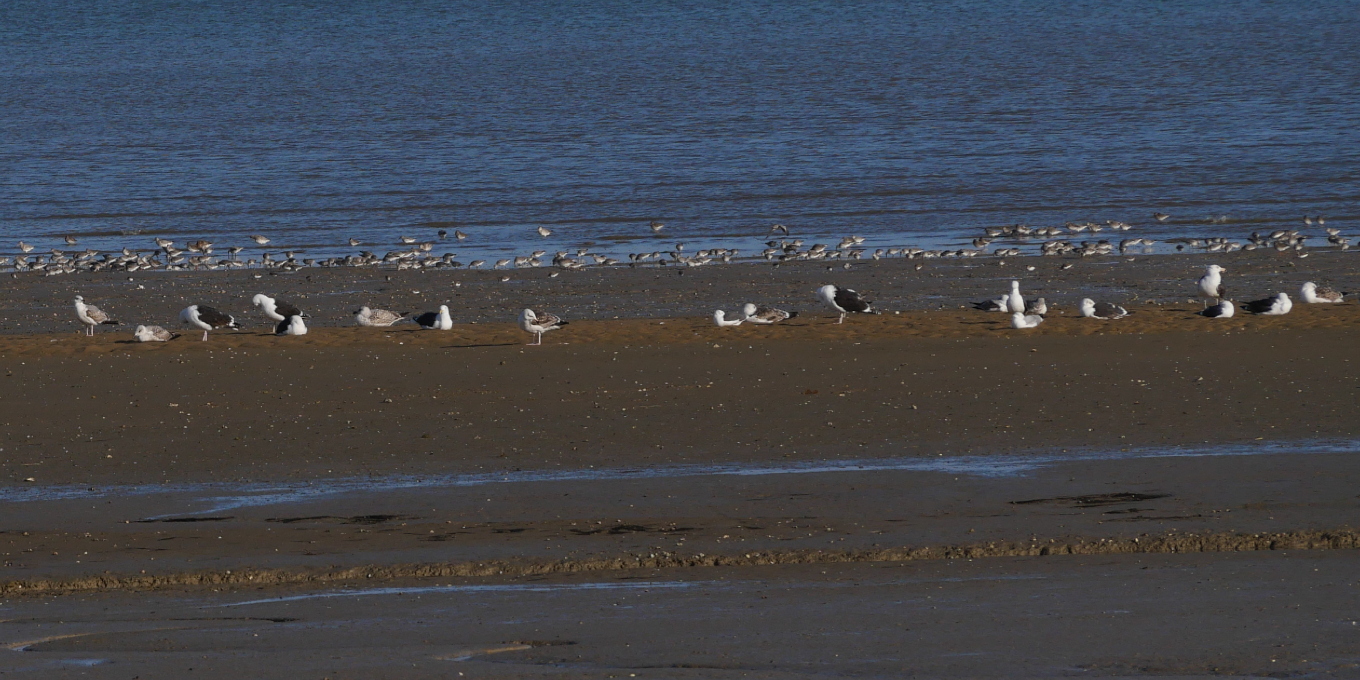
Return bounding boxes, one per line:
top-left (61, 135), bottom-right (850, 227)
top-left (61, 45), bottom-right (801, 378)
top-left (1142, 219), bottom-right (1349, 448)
top-left (2, 213), bottom-right (1349, 276)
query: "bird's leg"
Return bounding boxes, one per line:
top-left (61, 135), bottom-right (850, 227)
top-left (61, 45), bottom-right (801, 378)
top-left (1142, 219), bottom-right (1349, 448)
top-left (202, 330), bottom-right (209, 341)
top-left (838, 312), bottom-right (846, 324)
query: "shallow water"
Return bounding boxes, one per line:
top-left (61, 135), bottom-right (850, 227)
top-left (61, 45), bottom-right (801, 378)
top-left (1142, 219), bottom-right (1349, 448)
top-left (2, 1), bottom-right (1358, 260)
top-left (3, 438), bottom-right (1356, 515)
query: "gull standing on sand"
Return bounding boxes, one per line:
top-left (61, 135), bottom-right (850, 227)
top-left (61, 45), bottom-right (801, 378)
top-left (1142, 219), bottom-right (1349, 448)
top-left (1005, 281), bottom-right (1025, 314)
top-left (1199, 300), bottom-right (1235, 318)
top-left (252, 293), bottom-right (310, 323)
top-left (1010, 311), bottom-right (1044, 329)
top-left (519, 309), bottom-right (566, 345)
top-left (180, 305), bottom-right (242, 341)
top-left (134, 325), bottom-right (178, 342)
top-left (1301, 282), bottom-right (1345, 303)
top-left (414, 305), bottom-right (453, 330)
top-left (275, 315), bottom-right (308, 336)
top-left (354, 306), bottom-right (406, 327)
top-left (740, 303), bottom-right (796, 324)
top-left (74, 296), bottom-right (120, 336)
top-left (1079, 299), bottom-right (1129, 319)
top-left (713, 310), bottom-right (744, 327)
top-left (1243, 292), bottom-right (1292, 315)
top-left (1197, 265), bottom-right (1226, 308)
top-left (816, 285), bottom-right (873, 324)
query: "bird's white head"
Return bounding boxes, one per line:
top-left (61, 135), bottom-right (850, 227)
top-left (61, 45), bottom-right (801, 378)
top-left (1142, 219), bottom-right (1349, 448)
top-left (1302, 282), bottom-right (1316, 292)
top-left (520, 308), bottom-right (536, 323)
top-left (289, 316), bottom-right (308, 334)
top-left (252, 293), bottom-right (271, 307)
top-left (1079, 298), bottom-right (1096, 316)
top-left (816, 285), bottom-right (836, 303)
top-left (179, 305), bottom-right (197, 322)
top-left (1207, 264), bottom-right (1225, 274)
top-left (741, 303), bottom-right (757, 318)
top-left (1277, 292), bottom-right (1290, 301)
top-left (74, 295), bottom-right (84, 303)
top-left (1010, 280), bottom-right (1020, 289)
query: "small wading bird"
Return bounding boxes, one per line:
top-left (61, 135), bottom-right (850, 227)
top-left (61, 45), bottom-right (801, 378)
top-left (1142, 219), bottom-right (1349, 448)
top-left (816, 284), bottom-right (873, 324)
top-left (519, 308), bottom-right (566, 345)
top-left (650, 221), bottom-right (665, 233)
top-left (74, 296), bottom-right (120, 335)
top-left (134, 325), bottom-right (178, 342)
top-left (537, 226), bottom-right (552, 237)
top-left (249, 234), bottom-right (270, 245)
top-left (180, 305), bottom-right (242, 341)
top-left (354, 306), bottom-right (406, 327)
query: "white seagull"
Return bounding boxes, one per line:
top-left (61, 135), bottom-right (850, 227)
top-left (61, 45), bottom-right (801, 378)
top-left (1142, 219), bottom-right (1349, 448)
top-left (1010, 311), bottom-right (1044, 329)
top-left (816, 284), bottom-right (873, 324)
top-left (713, 310), bottom-right (744, 327)
top-left (275, 315), bottom-right (308, 335)
top-left (1079, 299), bottom-right (1129, 319)
top-left (1300, 282), bottom-right (1344, 303)
top-left (519, 309), bottom-right (566, 345)
top-left (134, 325), bottom-right (178, 342)
top-left (1243, 292), bottom-right (1292, 315)
top-left (180, 305), bottom-right (242, 341)
top-left (1005, 280), bottom-right (1025, 313)
top-left (740, 303), bottom-right (796, 324)
top-left (74, 296), bottom-right (120, 336)
top-left (1199, 300), bottom-right (1235, 318)
top-left (354, 306), bottom-right (406, 327)
top-left (1197, 265), bottom-right (1226, 307)
top-left (414, 305), bottom-right (453, 330)
top-left (252, 293), bottom-right (310, 322)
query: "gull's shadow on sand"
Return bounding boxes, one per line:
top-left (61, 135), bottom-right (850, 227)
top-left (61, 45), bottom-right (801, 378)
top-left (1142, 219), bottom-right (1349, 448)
top-left (443, 342), bottom-right (519, 349)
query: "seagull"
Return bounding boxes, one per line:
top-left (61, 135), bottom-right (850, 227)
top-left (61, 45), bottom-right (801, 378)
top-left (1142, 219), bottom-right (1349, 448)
top-left (1024, 297), bottom-right (1047, 316)
top-left (134, 325), bottom-right (178, 342)
top-left (1300, 282), bottom-right (1345, 303)
top-left (816, 284), bottom-right (873, 324)
top-left (972, 294), bottom-right (1009, 312)
top-left (519, 308), bottom-right (566, 345)
top-left (414, 305), bottom-right (453, 330)
top-left (249, 234), bottom-right (270, 245)
top-left (537, 226), bottom-right (552, 237)
top-left (74, 296), bottom-right (120, 335)
top-left (1005, 280), bottom-right (1025, 313)
top-left (1079, 298), bottom-right (1129, 319)
top-left (180, 305), bottom-right (242, 341)
top-left (649, 221), bottom-right (665, 233)
top-left (1010, 311), bottom-right (1044, 329)
top-left (354, 306), bottom-right (406, 327)
top-left (275, 315), bottom-right (308, 336)
top-left (252, 293), bottom-right (309, 322)
top-left (1243, 292), bottom-right (1292, 315)
top-left (1199, 299), bottom-right (1235, 318)
top-left (1153, 212), bottom-right (1170, 222)
top-left (1197, 265), bottom-right (1226, 308)
top-left (713, 310), bottom-right (744, 327)
top-left (740, 303), bottom-right (796, 324)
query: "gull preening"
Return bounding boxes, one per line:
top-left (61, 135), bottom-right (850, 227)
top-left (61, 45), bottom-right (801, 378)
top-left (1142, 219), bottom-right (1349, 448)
top-left (354, 306), bottom-right (406, 327)
top-left (1197, 265), bottom-right (1226, 307)
top-left (1243, 292), bottom-right (1292, 315)
top-left (1024, 297), bottom-right (1047, 316)
top-left (275, 315), bottom-right (308, 335)
top-left (74, 296), bottom-right (120, 336)
top-left (816, 284), bottom-right (873, 324)
top-left (741, 303), bottom-right (796, 324)
top-left (1301, 282), bottom-right (1344, 303)
top-left (713, 310), bottom-right (744, 327)
top-left (414, 305), bottom-right (453, 330)
top-left (1200, 300), bottom-right (1235, 318)
top-left (180, 305), bottom-right (242, 341)
top-left (134, 325), bottom-right (178, 342)
top-left (1005, 281), bottom-right (1025, 313)
top-left (252, 293), bottom-right (309, 323)
top-left (1079, 299), bottom-right (1129, 319)
top-left (520, 308), bottom-right (566, 345)
top-left (1010, 311), bottom-right (1044, 329)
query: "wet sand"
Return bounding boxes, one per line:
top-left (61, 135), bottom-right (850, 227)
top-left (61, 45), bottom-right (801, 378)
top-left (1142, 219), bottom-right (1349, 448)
top-left (3, 252), bottom-right (1360, 676)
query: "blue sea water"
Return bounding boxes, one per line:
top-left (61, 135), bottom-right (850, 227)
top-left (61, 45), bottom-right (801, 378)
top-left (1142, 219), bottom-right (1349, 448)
top-left (1, 1), bottom-right (1358, 260)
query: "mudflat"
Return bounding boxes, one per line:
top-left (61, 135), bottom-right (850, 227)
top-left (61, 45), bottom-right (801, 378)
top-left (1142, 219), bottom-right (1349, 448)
top-left (3, 254), bottom-right (1360, 676)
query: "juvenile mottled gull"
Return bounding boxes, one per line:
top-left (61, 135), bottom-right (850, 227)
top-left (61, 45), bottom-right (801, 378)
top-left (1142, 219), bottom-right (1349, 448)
top-left (740, 303), bottom-right (796, 324)
top-left (519, 309), bottom-right (566, 345)
top-left (354, 306), bottom-right (405, 327)
top-left (134, 325), bottom-right (178, 342)
top-left (1301, 282), bottom-right (1344, 303)
top-left (74, 296), bottom-right (120, 336)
